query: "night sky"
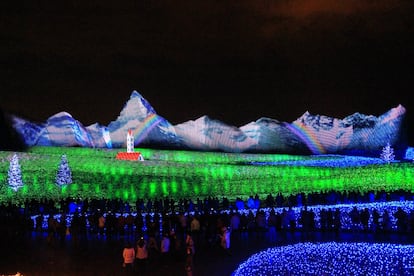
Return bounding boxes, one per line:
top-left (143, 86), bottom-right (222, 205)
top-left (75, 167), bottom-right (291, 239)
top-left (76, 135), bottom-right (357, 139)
top-left (1, 1), bottom-right (413, 144)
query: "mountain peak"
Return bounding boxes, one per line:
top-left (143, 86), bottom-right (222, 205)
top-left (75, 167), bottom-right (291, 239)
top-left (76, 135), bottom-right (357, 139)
top-left (130, 90), bottom-right (143, 99)
top-left (113, 90), bottom-right (157, 122)
top-left (48, 111), bottom-right (74, 120)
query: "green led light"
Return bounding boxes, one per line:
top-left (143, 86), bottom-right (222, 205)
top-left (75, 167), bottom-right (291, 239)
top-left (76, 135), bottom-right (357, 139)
top-left (94, 184), bottom-right (100, 194)
top-left (171, 180), bottom-right (178, 194)
top-left (161, 180), bottom-right (168, 195)
top-left (149, 182), bottom-right (157, 197)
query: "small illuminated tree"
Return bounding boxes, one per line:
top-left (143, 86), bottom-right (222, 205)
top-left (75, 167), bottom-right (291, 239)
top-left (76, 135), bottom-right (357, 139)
top-left (380, 142), bottom-right (395, 164)
top-left (55, 154), bottom-right (72, 186)
top-left (8, 153), bottom-right (24, 191)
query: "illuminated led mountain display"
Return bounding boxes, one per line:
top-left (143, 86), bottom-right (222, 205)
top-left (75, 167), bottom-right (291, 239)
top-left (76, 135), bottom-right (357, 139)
top-left (11, 91), bottom-right (407, 156)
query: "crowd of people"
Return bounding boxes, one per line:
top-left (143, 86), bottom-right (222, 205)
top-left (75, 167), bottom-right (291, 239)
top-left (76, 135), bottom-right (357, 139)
top-left (1, 189), bottom-right (414, 274)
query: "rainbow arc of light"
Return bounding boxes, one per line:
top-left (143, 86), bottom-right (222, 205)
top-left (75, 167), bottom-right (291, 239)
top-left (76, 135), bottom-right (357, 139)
top-left (133, 113), bottom-right (164, 145)
top-left (284, 122), bottom-right (325, 154)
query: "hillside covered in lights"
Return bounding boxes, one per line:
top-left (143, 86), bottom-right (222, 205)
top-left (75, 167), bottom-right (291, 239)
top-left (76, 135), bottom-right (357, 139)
top-left (0, 146), bottom-right (413, 204)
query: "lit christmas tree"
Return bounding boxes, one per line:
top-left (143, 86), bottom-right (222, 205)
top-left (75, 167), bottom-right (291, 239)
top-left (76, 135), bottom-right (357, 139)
top-left (55, 154), bottom-right (72, 186)
top-left (380, 142), bottom-right (395, 164)
top-left (8, 153), bottom-right (24, 191)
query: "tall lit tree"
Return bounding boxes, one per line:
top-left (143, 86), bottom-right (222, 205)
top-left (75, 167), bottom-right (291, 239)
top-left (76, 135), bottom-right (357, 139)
top-left (8, 153), bottom-right (24, 191)
top-left (55, 154), bottom-right (72, 186)
top-left (380, 142), bottom-right (395, 164)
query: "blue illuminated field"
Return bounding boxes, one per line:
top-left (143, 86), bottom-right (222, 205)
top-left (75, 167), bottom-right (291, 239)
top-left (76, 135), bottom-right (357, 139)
top-left (233, 242), bottom-right (414, 275)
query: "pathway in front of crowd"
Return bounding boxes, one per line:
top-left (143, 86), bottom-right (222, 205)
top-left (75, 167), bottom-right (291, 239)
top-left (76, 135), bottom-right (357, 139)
top-left (1, 227), bottom-right (412, 276)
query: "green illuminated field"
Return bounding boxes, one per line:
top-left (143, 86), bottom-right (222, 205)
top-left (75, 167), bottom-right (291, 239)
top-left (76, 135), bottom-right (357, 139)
top-left (0, 146), bottom-right (413, 204)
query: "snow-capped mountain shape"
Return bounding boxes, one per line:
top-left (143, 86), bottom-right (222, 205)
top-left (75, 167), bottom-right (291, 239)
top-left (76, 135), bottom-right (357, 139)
top-left (11, 116), bottom-right (45, 147)
top-left (12, 112), bottom-right (94, 147)
top-left (291, 104), bottom-right (406, 154)
top-left (174, 115), bottom-right (257, 153)
top-left (106, 91), bottom-right (180, 148)
top-left (239, 118), bottom-right (310, 153)
top-left (10, 90), bottom-right (407, 156)
top-left (85, 123), bottom-right (112, 148)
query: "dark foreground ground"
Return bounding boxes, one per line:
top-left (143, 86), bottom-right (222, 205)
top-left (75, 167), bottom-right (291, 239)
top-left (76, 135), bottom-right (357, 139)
top-left (0, 229), bottom-right (412, 276)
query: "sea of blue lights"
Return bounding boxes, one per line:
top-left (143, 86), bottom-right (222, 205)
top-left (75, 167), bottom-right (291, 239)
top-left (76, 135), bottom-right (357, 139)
top-left (225, 200), bottom-right (414, 231)
top-left (33, 200), bottom-right (414, 232)
top-left (250, 155), bottom-right (389, 167)
top-left (232, 242), bottom-right (414, 276)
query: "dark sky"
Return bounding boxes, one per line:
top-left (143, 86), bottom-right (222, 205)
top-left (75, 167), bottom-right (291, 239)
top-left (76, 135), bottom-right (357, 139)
top-left (1, 1), bottom-right (413, 143)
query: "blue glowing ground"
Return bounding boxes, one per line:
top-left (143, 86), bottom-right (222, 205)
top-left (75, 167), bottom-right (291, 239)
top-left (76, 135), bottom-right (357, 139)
top-left (250, 155), bottom-right (388, 167)
top-left (232, 242), bottom-right (414, 276)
